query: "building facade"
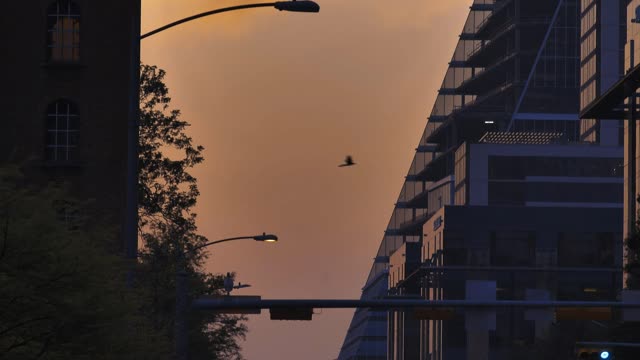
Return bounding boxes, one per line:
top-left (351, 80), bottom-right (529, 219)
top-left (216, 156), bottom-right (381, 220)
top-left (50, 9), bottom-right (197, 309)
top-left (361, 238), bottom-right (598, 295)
top-left (387, 242), bottom-right (422, 360)
top-left (579, 1), bottom-right (639, 286)
top-left (388, 139), bottom-right (623, 359)
top-left (1, 1), bottom-right (139, 249)
top-left (579, 0), bottom-right (625, 145)
top-left (622, 0), bottom-right (640, 270)
top-left (405, 205), bottom-right (621, 360)
top-left (339, 0), bottom-right (626, 358)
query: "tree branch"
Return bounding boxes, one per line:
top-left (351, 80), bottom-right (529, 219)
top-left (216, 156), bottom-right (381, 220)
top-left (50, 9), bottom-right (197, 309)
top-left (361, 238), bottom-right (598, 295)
top-left (0, 316), bottom-right (51, 337)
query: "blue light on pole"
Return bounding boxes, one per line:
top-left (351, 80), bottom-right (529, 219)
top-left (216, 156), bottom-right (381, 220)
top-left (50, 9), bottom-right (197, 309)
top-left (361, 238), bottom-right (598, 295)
top-left (600, 351), bottom-right (610, 359)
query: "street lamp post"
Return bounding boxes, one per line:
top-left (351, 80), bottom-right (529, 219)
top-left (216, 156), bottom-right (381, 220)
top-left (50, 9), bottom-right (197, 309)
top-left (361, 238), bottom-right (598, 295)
top-left (124, 0), bottom-right (319, 283)
top-left (175, 233), bottom-right (278, 360)
top-left (124, 3), bottom-right (313, 356)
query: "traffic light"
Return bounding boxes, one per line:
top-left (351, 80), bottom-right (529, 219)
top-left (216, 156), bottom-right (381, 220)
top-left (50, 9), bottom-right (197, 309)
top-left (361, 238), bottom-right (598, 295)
top-left (269, 307), bottom-right (313, 320)
top-left (576, 348), bottom-right (613, 360)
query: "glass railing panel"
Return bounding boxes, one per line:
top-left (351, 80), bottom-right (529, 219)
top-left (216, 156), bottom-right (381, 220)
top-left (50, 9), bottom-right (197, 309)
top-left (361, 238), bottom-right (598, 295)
top-left (443, 68), bottom-right (456, 89)
top-left (424, 122), bottom-right (442, 143)
top-left (418, 127), bottom-right (430, 146)
top-left (408, 156), bottom-right (419, 176)
top-left (463, 7), bottom-right (492, 34)
top-left (398, 179), bottom-right (426, 204)
top-left (398, 182), bottom-right (408, 203)
top-left (409, 152), bottom-right (432, 176)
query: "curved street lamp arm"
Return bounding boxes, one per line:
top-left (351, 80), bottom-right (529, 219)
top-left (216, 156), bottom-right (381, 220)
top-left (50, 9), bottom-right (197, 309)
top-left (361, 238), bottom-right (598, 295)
top-left (141, 3), bottom-right (276, 40)
top-left (193, 236), bottom-right (257, 252)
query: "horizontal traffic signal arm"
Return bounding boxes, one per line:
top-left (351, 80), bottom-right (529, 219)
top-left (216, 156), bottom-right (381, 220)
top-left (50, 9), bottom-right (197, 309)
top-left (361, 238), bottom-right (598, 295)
top-left (192, 298), bottom-right (640, 311)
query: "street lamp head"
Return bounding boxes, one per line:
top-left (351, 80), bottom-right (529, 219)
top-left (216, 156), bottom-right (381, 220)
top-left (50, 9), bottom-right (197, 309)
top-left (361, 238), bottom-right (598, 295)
top-left (253, 232), bottom-right (278, 242)
top-left (274, 1), bottom-right (320, 13)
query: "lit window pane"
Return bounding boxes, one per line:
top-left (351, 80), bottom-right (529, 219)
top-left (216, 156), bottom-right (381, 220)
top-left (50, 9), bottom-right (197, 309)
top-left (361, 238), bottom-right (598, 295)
top-left (47, 1), bottom-right (80, 62)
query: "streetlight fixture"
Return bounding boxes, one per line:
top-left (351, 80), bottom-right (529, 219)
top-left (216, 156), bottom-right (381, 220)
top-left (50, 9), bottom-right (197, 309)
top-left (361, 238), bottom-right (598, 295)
top-left (123, 1), bottom-right (315, 358)
top-left (140, 1), bottom-right (320, 39)
top-left (192, 232), bottom-right (278, 250)
top-left (176, 233), bottom-right (278, 360)
top-left (274, 0), bottom-right (320, 12)
top-left (254, 232), bottom-right (278, 242)
top-left (124, 0), bottom-right (319, 277)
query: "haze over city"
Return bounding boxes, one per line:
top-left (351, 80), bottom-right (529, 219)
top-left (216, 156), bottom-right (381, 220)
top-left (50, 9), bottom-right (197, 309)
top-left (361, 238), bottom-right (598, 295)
top-left (141, 1), bottom-right (469, 358)
top-left (4, 1), bottom-right (640, 359)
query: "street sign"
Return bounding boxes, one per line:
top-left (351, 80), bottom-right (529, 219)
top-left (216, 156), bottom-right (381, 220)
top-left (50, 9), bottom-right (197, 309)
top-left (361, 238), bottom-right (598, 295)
top-left (270, 307), bottom-right (313, 321)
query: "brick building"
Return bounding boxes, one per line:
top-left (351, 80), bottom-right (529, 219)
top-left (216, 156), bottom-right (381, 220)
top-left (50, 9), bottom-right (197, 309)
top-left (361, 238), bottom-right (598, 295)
top-left (1, 0), bottom-right (140, 249)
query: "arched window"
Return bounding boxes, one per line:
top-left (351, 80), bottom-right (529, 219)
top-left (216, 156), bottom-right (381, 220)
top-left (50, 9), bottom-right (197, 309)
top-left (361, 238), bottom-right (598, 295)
top-left (46, 100), bottom-right (79, 162)
top-left (47, 1), bottom-right (80, 62)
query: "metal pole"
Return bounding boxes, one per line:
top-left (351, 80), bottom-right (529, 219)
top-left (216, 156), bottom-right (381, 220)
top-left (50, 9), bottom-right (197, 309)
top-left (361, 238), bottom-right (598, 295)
top-left (630, 93), bottom-right (636, 235)
top-left (141, 3), bottom-right (275, 39)
top-left (125, 0), bottom-right (141, 283)
top-left (175, 249), bottom-right (188, 360)
top-left (576, 341), bottom-right (640, 348)
top-left (193, 236), bottom-right (259, 251)
top-left (627, 41), bottom-right (637, 290)
top-left (174, 235), bottom-right (270, 359)
top-left (631, 38), bottom-right (637, 228)
top-left (191, 298), bottom-right (640, 310)
top-left (139, 2), bottom-right (319, 40)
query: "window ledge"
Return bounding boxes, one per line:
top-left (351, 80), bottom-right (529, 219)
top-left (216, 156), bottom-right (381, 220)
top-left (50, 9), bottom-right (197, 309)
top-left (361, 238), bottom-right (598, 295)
top-left (41, 61), bottom-right (86, 70)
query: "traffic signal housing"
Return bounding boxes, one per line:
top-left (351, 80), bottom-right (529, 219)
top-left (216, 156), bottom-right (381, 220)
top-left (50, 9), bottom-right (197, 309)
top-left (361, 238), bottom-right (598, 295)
top-left (269, 307), bottom-right (313, 320)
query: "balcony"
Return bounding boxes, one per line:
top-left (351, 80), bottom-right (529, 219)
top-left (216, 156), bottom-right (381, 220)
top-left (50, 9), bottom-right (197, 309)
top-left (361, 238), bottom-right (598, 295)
top-left (397, 183), bottom-right (429, 209)
top-left (424, 115), bottom-right (448, 142)
top-left (425, 83), bottom-right (515, 146)
top-left (474, 0), bottom-right (514, 39)
top-left (407, 147), bottom-right (455, 182)
top-left (465, 15), bottom-right (551, 68)
top-left (385, 212), bottom-right (429, 236)
top-left (465, 22), bottom-right (516, 67)
top-left (458, 52), bottom-right (517, 94)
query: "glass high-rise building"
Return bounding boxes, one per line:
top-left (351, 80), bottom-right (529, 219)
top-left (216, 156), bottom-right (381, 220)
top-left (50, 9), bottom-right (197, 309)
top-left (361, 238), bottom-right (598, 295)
top-left (338, 1), bottom-right (625, 359)
top-left (579, 0), bottom-right (625, 145)
top-left (580, 1), bottom-right (640, 287)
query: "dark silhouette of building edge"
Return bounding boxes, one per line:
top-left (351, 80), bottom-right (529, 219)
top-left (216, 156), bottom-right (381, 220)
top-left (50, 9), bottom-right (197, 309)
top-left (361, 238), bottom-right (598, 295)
top-left (0, 0), bottom-right (140, 252)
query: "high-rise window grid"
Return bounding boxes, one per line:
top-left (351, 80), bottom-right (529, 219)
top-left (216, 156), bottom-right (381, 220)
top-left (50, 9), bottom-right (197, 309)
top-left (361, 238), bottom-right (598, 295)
top-left (47, 0), bottom-right (80, 62)
top-left (579, 0), bottom-right (598, 142)
top-left (626, 0), bottom-right (640, 70)
top-left (45, 100), bottom-right (79, 162)
top-left (532, 0), bottom-right (580, 89)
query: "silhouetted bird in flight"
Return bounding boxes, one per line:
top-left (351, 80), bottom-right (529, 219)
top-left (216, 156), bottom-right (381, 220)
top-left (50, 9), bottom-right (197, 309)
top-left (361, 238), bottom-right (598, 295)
top-left (339, 155), bottom-right (356, 167)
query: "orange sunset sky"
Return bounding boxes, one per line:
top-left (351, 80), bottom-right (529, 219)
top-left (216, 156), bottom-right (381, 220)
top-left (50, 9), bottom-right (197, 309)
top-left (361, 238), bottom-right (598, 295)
top-left (141, 1), bottom-right (470, 358)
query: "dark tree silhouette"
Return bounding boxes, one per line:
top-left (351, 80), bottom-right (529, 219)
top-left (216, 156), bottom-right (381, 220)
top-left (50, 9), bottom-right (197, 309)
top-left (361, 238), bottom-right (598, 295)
top-left (136, 64), bottom-right (247, 359)
top-left (0, 168), bottom-right (170, 359)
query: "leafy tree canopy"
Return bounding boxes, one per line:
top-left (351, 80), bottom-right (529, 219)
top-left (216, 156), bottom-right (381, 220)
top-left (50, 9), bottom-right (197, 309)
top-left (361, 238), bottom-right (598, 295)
top-left (0, 168), bottom-right (170, 360)
top-left (136, 64), bottom-right (247, 360)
